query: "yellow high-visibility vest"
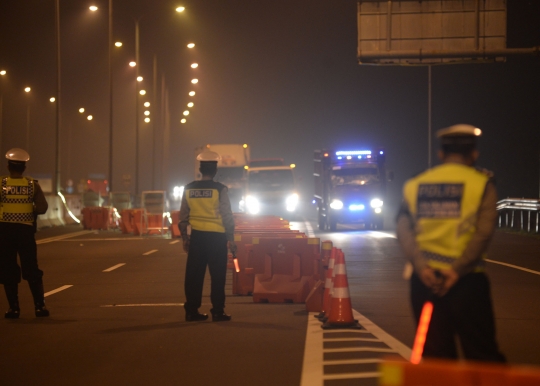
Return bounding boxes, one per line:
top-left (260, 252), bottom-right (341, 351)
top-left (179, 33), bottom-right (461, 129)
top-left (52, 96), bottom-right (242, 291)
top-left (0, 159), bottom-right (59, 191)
top-left (403, 163), bottom-right (489, 271)
top-left (1, 177), bottom-right (35, 225)
top-left (185, 180), bottom-right (226, 233)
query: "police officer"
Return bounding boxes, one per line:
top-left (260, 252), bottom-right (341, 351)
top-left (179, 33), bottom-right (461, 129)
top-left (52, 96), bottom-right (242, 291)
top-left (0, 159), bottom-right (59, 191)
top-left (179, 150), bottom-right (237, 322)
top-left (1, 148), bottom-right (49, 318)
top-left (396, 124), bottom-right (505, 362)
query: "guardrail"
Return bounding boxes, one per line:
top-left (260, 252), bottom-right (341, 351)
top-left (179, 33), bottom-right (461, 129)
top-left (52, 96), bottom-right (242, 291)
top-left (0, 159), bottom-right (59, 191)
top-left (496, 198), bottom-right (540, 233)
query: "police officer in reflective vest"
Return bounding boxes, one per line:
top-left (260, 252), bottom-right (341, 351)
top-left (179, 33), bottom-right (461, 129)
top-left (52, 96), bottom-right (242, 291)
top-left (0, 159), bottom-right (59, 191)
top-left (1, 148), bottom-right (49, 318)
top-left (396, 124), bottom-right (505, 362)
top-left (179, 150), bottom-right (237, 322)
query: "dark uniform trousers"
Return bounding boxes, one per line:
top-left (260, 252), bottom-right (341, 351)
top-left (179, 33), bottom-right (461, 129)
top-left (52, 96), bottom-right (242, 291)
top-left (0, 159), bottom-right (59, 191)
top-left (411, 271), bottom-right (506, 362)
top-left (0, 222), bottom-right (43, 284)
top-left (184, 230), bottom-right (228, 314)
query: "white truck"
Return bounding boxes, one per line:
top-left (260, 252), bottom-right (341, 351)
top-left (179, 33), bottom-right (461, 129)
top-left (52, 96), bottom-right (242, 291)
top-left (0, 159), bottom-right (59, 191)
top-left (194, 144), bottom-right (250, 212)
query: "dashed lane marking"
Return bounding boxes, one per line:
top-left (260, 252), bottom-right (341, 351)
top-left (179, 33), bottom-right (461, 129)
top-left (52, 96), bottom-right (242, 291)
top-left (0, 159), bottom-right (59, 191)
top-left (143, 249), bottom-right (158, 255)
top-left (102, 263), bottom-right (126, 272)
top-left (37, 231), bottom-right (95, 244)
top-left (44, 285), bottom-right (73, 297)
top-left (169, 240), bottom-right (180, 244)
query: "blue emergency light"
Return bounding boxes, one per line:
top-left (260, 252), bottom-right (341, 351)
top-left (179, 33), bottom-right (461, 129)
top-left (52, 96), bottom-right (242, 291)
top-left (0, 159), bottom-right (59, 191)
top-left (336, 150), bottom-right (372, 156)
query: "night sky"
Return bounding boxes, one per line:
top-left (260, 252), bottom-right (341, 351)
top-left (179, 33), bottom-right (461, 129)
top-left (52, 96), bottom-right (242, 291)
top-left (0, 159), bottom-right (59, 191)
top-left (0, 0), bottom-right (539, 211)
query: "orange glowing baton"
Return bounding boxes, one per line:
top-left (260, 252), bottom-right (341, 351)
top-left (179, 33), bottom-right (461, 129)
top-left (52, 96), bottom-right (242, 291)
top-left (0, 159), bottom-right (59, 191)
top-left (410, 301), bottom-right (434, 364)
top-left (233, 252), bottom-right (240, 273)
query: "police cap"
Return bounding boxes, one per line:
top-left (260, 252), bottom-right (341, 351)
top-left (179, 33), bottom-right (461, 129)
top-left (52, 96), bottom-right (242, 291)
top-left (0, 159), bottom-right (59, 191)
top-left (5, 148), bottom-right (30, 164)
top-left (196, 150), bottom-right (221, 163)
top-left (437, 124), bottom-right (482, 146)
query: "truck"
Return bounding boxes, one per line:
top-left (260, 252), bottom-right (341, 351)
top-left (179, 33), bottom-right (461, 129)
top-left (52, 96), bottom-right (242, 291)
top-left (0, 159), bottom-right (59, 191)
top-left (314, 148), bottom-right (391, 231)
top-left (194, 144), bottom-right (250, 212)
top-left (240, 165), bottom-right (299, 219)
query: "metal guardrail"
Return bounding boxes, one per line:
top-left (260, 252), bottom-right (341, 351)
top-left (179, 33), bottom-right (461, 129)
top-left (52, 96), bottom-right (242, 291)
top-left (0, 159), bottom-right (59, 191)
top-left (497, 198), bottom-right (540, 233)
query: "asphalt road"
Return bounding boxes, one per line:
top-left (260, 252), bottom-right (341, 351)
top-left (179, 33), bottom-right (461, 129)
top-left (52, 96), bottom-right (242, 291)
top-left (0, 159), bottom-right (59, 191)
top-left (1, 218), bottom-right (539, 385)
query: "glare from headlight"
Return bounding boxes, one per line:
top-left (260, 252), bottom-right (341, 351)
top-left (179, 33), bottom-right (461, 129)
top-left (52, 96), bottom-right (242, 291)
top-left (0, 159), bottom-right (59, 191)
top-left (330, 199), bottom-right (343, 210)
top-left (286, 193), bottom-right (299, 212)
top-left (370, 198), bottom-right (383, 208)
top-left (246, 195), bottom-right (260, 214)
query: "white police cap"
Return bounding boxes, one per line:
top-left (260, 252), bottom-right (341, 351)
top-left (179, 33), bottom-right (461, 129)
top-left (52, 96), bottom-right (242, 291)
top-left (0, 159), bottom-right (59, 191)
top-left (437, 124), bottom-right (482, 138)
top-left (196, 150), bottom-right (221, 162)
top-left (5, 148), bottom-right (30, 162)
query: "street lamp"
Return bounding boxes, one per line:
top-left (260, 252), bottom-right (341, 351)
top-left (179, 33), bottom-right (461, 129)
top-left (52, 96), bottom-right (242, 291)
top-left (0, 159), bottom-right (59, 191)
top-left (0, 70), bottom-right (6, 154)
top-left (191, 63), bottom-right (198, 68)
top-left (187, 102), bottom-right (193, 108)
top-left (191, 79), bottom-right (198, 84)
top-left (24, 87), bottom-right (31, 152)
top-left (187, 43), bottom-right (195, 48)
top-left (176, 6), bottom-right (185, 13)
top-left (189, 91), bottom-right (195, 96)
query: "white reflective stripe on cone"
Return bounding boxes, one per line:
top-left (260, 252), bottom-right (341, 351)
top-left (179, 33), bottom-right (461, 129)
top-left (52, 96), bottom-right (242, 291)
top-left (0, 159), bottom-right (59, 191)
top-left (333, 263), bottom-right (346, 275)
top-left (332, 286), bottom-right (350, 299)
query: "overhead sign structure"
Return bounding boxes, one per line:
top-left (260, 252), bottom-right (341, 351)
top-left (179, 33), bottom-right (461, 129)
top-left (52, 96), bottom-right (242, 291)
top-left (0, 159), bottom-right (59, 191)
top-left (356, 0), bottom-right (538, 65)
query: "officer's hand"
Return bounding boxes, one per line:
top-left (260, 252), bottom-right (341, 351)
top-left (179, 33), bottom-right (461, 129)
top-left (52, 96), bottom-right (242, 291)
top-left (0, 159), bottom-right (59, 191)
top-left (182, 237), bottom-right (190, 253)
top-left (228, 241), bottom-right (237, 254)
top-left (419, 267), bottom-right (443, 294)
top-left (436, 269), bottom-right (459, 297)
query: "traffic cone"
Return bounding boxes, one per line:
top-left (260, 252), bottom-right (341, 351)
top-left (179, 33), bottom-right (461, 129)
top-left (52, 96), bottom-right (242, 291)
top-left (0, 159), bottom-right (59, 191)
top-left (322, 249), bottom-right (362, 329)
top-left (315, 247), bottom-right (336, 320)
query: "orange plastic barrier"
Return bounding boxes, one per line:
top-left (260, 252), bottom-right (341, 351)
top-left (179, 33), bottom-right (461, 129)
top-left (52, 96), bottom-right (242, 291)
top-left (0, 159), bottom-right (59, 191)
top-left (379, 358), bottom-right (540, 386)
top-left (232, 233), bottom-right (306, 295)
top-left (170, 210), bottom-right (181, 238)
top-left (120, 209), bottom-right (134, 234)
top-left (250, 237), bottom-right (321, 303)
top-left (131, 209), bottom-right (146, 235)
top-left (81, 207), bottom-right (110, 230)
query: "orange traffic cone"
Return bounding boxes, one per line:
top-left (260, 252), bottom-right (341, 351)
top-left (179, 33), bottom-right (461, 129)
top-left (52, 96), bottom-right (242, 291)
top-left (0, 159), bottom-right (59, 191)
top-left (322, 249), bottom-right (362, 329)
top-left (316, 247), bottom-right (336, 320)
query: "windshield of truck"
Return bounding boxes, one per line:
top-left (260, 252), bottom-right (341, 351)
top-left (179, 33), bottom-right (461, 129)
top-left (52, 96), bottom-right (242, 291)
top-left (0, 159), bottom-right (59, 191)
top-left (248, 169), bottom-right (294, 192)
top-left (215, 167), bottom-right (245, 183)
top-left (331, 166), bottom-right (379, 186)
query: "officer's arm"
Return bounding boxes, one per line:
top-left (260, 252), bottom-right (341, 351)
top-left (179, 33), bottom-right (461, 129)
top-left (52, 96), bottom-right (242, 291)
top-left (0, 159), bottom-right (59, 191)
top-left (33, 182), bottom-right (48, 215)
top-left (396, 200), bottom-right (428, 274)
top-left (178, 194), bottom-right (190, 241)
top-left (218, 187), bottom-right (235, 242)
top-left (452, 181), bottom-right (498, 276)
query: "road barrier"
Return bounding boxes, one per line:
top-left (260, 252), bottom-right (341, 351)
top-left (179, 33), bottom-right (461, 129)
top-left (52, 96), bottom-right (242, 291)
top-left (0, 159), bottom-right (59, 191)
top-left (81, 207), bottom-right (110, 230)
top-left (379, 357), bottom-right (540, 386)
top-left (497, 198), bottom-right (540, 233)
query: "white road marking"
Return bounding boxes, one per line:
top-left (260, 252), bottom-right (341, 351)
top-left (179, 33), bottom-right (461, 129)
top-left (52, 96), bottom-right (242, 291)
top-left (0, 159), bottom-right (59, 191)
top-left (143, 249), bottom-right (158, 255)
top-left (301, 310), bottom-right (411, 386)
top-left (102, 263), bottom-right (126, 272)
top-left (169, 240), bottom-right (180, 244)
top-left (486, 259), bottom-right (540, 276)
top-left (101, 303), bottom-right (185, 307)
top-left (323, 372), bottom-right (380, 380)
top-left (37, 231), bottom-right (94, 244)
top-left (60, 238), bottom-right (146, 241)
top-left (44, 285), bottom-right (73, 297)
top-left (304, 220), bottom-right (315, 238)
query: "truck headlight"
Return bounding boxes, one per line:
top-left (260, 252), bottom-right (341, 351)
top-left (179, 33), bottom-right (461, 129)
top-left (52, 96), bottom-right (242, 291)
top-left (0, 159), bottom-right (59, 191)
top-left (286, 193), bottom-right (299, 212)
top-left (330, 199), bottom-right (343, 210)
top-left (370, 198), bottom-right (383, 209)
top-left (246, 195), bottom-right (260, 214)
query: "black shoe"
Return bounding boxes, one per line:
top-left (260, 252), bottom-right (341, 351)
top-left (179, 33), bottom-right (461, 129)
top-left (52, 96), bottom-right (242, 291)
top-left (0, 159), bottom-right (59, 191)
top-left (185, 312), bottom-right (208, 322)
top-left (212, 312), bottom-right (231, 322)
top-left (5, 308), bottom-right (20, 319)
top-left (35, 306), bottom-right (50, 317)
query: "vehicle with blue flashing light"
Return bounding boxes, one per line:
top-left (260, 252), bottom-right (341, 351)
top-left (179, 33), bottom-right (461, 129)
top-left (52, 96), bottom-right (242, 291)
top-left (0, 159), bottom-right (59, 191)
top-left (239, 165), bottom-right (299, 219)
top-left (314, 148), bottom-right (392, 231)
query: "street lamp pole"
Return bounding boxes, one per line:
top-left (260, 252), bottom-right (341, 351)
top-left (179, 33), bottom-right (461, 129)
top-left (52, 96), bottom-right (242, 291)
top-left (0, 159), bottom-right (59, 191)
top-left (54, 0), bottom-right (61, 194)
top-left (135, 19), bottom-right (140, 197)
top-left (108, 0), bottom-right (114, 192)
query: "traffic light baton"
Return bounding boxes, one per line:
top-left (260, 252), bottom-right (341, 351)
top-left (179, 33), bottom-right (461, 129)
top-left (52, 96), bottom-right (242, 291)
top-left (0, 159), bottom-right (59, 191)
top-left (233, 252), bottom-right (240, 273)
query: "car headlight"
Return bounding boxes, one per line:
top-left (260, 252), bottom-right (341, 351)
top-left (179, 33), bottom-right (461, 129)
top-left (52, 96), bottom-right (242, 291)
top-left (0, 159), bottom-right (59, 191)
top-left (286, 193), bottom-right (299, 212)
top-left (330, 199), bottom-right (343, 210)
top-left (246, 195), bottom-right (260, 214)
top-left (370, 198), bottom-right (383, 209)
